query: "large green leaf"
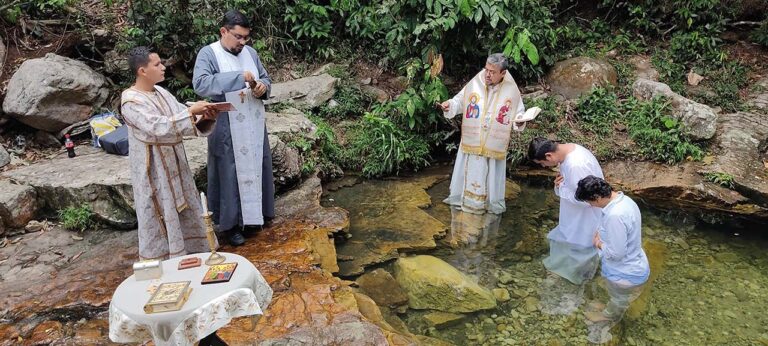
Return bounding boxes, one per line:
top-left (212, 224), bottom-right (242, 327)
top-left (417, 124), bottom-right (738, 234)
top-left (522, 41), bottom-right (540, 65)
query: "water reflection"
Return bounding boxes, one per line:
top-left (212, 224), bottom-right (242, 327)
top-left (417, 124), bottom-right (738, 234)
top-left (324, 172), bottom-right (768, 345)
top-left (444, 208), bottom-right (502, 288)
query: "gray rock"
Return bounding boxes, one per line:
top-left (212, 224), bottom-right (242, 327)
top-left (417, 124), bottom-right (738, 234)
top-left (268, 135), bottom-right (301, 190)
top-left (0, 180), bottom-right (38, 229)
top-left (265, 73), bottom-right (338, 108)
top-left (749, 77), bottom-right (768, 111)
top-left (0, 139), bottom-right (207, 229)
top-left (103, 49), bottom-right (129, 74)
top-left (602, 160), bottom-right (768, 221)
top-left (361, 85), bottom-right (390, 103)
top-left (0, 144), bottom-right (10, 168)
top-left (703, 75), bottom-right (768, 206)
top-left (2, 54), bottom-right (110, 132)
top-left (309, 63), bottom-right (337, 76)
top-left (266, 109), bottom-right (317, 140)
top-left (632, 78), bottom-right (718, 140)
top-left (546, 57), bottom-right (618, 99)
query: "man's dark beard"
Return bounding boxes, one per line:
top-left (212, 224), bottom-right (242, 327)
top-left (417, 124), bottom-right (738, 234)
top-left (223, 45), bottom-right (243, 56)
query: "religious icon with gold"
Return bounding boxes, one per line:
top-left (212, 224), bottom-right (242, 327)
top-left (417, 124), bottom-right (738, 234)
top-left (201, 262), bottom-right (238, 284)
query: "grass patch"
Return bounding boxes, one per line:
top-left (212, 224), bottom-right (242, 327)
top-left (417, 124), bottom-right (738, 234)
top-left (58, 204), bottom-right (94, 232)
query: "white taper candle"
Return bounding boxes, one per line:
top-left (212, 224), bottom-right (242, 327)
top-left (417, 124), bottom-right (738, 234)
top-left (200, 192), bottom-right (209, 214)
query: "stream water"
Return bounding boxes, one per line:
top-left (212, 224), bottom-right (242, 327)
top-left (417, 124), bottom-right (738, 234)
top-left (323, 168), bottom-right (768, 345)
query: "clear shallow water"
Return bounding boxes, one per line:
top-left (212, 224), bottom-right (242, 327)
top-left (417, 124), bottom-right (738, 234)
top-left (323, 172), bottom-right (768, 345)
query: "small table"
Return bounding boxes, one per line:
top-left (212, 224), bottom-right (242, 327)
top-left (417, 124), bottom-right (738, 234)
top-left (109, 252), bottom-right (272, 346)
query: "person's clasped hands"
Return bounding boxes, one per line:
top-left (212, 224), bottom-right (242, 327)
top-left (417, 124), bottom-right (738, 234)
top-left (244, 71), bottom-right (266, 97)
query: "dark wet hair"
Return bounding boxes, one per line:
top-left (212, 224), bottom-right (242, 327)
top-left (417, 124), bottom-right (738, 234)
top-left (575, 175), bottom-right (613, 202)
top-left (221, 9), bottom-right (250, 30)
top-left (527, 137), bottom-right (558, 161)
top-left (127, 46), bottom-right (153, 75)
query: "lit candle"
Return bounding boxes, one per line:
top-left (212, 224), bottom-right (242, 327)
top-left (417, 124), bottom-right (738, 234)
top-left (200, 192), bottom-right (209, 214)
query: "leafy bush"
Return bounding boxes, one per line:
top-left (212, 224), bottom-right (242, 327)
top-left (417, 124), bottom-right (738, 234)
top-left (58, 204), bottom-right (94, 232)
top-left (577, 87), bottom-right (620, 136)
top-left (1, 0), bottom-right (73, 24)
top-left (341, 114), bottom-right (430, 177)
top-left (316, 82), bottom-right (374, 119)
top-left (751, 21), bottom-right (768, 47)
top-left (704, 172), bottom-right (735, 188)
top-left (621, 97), bottom-right (703, 164)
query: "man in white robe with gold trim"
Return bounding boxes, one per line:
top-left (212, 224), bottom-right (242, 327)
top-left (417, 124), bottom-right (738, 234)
top-left (121, 46), bottom-right (218, 260)
top-left (440, 53), bottom-right (527, 214)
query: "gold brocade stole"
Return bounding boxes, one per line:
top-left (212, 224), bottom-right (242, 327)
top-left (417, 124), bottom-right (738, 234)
top-left (459, 71), bottom-right (521, 160)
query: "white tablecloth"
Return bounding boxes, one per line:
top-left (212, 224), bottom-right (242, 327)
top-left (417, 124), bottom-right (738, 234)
top-left (108, 252), bottom-right (272, 346)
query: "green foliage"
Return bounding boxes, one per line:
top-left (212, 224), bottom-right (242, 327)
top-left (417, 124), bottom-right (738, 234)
top-left (283, 0), bottom-right (557, 78)
top-left (316, 82), bottom-right (374, 119)
top-left (507, 95), bottom-right (570, 167)
top-left (690, 61), bottom-right (748, 113)
top-left (703, 172), bottom-right (735, 188)
top-left (58, 204), bottom-right (94, 232)
top-left (1, 0), bottom-right (73, 24)
top-left (553, 18), bottom-right (647, 62)
top-left (576, 87), bottom-right (620, 136)
top-left (751, 21), bottom-right (768, 47)
top-left (341, 114), bottom-right (430, 177)
top-left (621, 97), bottom-right (703, 164)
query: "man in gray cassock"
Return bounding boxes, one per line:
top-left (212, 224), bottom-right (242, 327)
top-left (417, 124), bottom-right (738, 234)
top-left (193, 9), bottom-right (275, 246)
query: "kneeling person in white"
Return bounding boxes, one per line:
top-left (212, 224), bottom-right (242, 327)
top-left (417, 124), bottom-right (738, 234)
top-left (529, 138), bottom-right (604, 285)
top-left (575, 175), bottom-right (650, 344)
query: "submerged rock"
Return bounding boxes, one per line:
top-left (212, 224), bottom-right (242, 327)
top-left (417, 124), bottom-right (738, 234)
top-left (356, 268), bottom-right (409, 307)
top-left (328, 174), bottom-right (449, 276)
top-left (394, 255), bottom-right (497, 313)
top-left (422, 312), bottom-right (466, 329)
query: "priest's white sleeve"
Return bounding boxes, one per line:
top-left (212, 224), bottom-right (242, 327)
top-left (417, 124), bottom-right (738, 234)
top-left (443, 87), bottom-right (466, 119)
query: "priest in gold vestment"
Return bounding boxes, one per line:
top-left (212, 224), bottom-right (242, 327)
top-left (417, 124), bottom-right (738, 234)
top-left (440, 53), bottom-right (528, 214)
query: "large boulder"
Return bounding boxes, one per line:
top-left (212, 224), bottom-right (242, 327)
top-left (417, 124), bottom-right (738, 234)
top-left (602, 161), bottom-right (768, 221)
top-left (633, 78), bottom-right (718, 140)
top-left (265, 73), bottom-right (338, 108)
top-left (546, 57), bottom-right (618, 99)
top-left (0, 139), bottom-right (207, 229)
top-left (2, 54), bottom-right (109, 132)
top-left (394, 255), bottom-right (497, 313)
top-left (702, 76), bottom-right (768, 206)
top-left (0, 180), bottom-right (38, 229)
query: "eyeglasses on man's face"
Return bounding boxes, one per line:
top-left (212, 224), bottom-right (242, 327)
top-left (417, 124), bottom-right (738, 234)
top-left (227, 29), bottom-right (251, 43)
